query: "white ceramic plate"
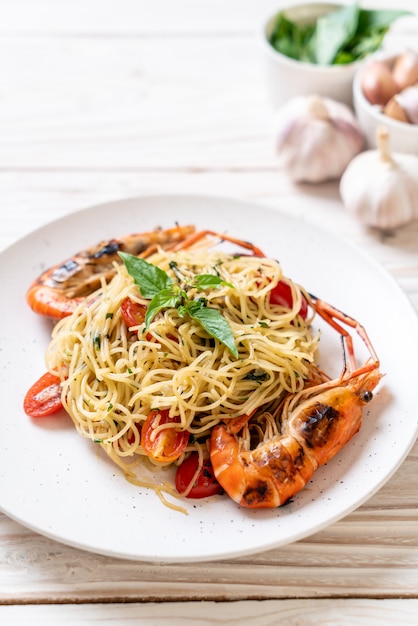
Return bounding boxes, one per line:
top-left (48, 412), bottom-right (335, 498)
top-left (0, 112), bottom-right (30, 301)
top-left (1, 194), bottom-right (417, 563)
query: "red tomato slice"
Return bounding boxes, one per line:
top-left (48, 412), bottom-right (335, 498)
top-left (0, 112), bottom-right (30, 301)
top-left (23, 372), bottom-right (63, 418)
top-left (120, 297), bottom-right (147, 328)
top-left (120, 297), bottom-right (180, 344)
top-left (175, 452), bottom-right (223, 498)
top-left (141, 409), bottom-right (189, 463)
top-left (269, 280), bottom-right (308, 320)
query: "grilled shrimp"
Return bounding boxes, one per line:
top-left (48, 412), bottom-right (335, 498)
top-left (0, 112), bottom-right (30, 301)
top-left (26, 224), bottom-right (195, 319)
top-left (209, 296), bottom-right (382, 508)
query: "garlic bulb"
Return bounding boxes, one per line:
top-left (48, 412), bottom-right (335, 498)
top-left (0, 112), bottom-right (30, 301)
top-left (340, 125), bottom-right (418, 230)
top-left (273, 95), bottom-right (365, 183)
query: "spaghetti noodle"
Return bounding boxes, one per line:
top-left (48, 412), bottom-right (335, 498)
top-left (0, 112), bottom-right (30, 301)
top-left (45, 245), bottom-right (319, 510)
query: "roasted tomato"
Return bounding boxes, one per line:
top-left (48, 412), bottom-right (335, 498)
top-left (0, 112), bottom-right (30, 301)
top-left (120, 297), bottom-right (148, 328)
top-left (141, 409), bottom-right (189, 463)
top-left (269, 280), bottom-right (308, 320)
top-left (175, 452), bottom-right (223, 498)
top-left (23, 372), bottom-right (63, 418)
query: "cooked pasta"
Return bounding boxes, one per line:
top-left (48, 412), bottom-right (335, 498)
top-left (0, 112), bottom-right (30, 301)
top-left (45, 246), bottom-right (319, 509)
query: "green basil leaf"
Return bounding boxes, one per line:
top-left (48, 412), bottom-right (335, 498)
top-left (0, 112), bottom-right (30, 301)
top-left (269, 13), bottom-right (315, 63)
top-left (357, 8), bottom-right (411, 32)
top-left (315, 3), bottom-right (359, 65)
top-left (341, 32), bottom-right (384, 62)
top-left (118, 252), bottom-right (173, 298)
top-left (144, 289), bottom-right (180, 329)
top-left (269, 5), bottom-right (411, 66)
top-left (188, 306), bottom-right (238, 358)
top-left (186, 299), bottom-right (205, 316)
top-left (194, 274), bottom-right (234, 290)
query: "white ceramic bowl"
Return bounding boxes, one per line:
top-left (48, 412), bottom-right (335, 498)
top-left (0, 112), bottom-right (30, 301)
top-left (353, 52), bottom-right (418, 155)
top-left (257, 2), bottom-right (362, 108)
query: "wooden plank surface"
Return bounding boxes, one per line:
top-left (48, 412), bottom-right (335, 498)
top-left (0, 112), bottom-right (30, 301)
top-left (2, 599), bottom-right (418, 625)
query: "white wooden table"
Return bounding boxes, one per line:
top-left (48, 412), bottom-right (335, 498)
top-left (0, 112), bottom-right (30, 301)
top-left (1, 1), bottom-right (418, 623)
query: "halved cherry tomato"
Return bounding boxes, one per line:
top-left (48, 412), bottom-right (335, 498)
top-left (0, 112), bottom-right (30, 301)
top-left (120, 297), bottom-right (156, 341)
top-left (23, 372), bottom-right (63, 418)
top-left (141, 409), bottom-right (189, 463)
top-left (121, 297), bottom-right (180, 345)
top-left (120, 297), bottom-right (148, 328)
top-left (175, 452), bottom-right (223, 499)
top-left (269, 280), bottom-right (308, 320)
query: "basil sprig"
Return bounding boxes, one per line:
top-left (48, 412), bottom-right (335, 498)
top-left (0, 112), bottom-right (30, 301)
top-left (269, 4), bottom-right (410, 66)
top-left (119, 252), bottom-right (238, 358)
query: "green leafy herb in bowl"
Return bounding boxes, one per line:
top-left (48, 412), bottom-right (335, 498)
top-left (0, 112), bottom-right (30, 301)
top-left (269, 3), bottom-right (410, 66)
top-left (258, 2), bottom-right (413, 107)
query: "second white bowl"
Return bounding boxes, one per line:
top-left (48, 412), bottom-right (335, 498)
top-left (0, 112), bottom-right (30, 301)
top-left (353, 52), bottom-right (418, 155)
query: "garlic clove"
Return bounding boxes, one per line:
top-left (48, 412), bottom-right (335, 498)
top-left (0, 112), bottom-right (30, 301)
top-left (392, 50), bottom-right (418, 91)
top-left (395, 85), bottom-right (418, 124)
top-left (273, 95), bottom-right (365, 183)
top-left (340, 125), bottom-right (418, 230)
top-left (384, 95), bottom-right (410, 123)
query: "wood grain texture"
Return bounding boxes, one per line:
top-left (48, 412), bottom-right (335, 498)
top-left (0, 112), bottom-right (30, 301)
top-left (2, 599), bottom-right (418, 625)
